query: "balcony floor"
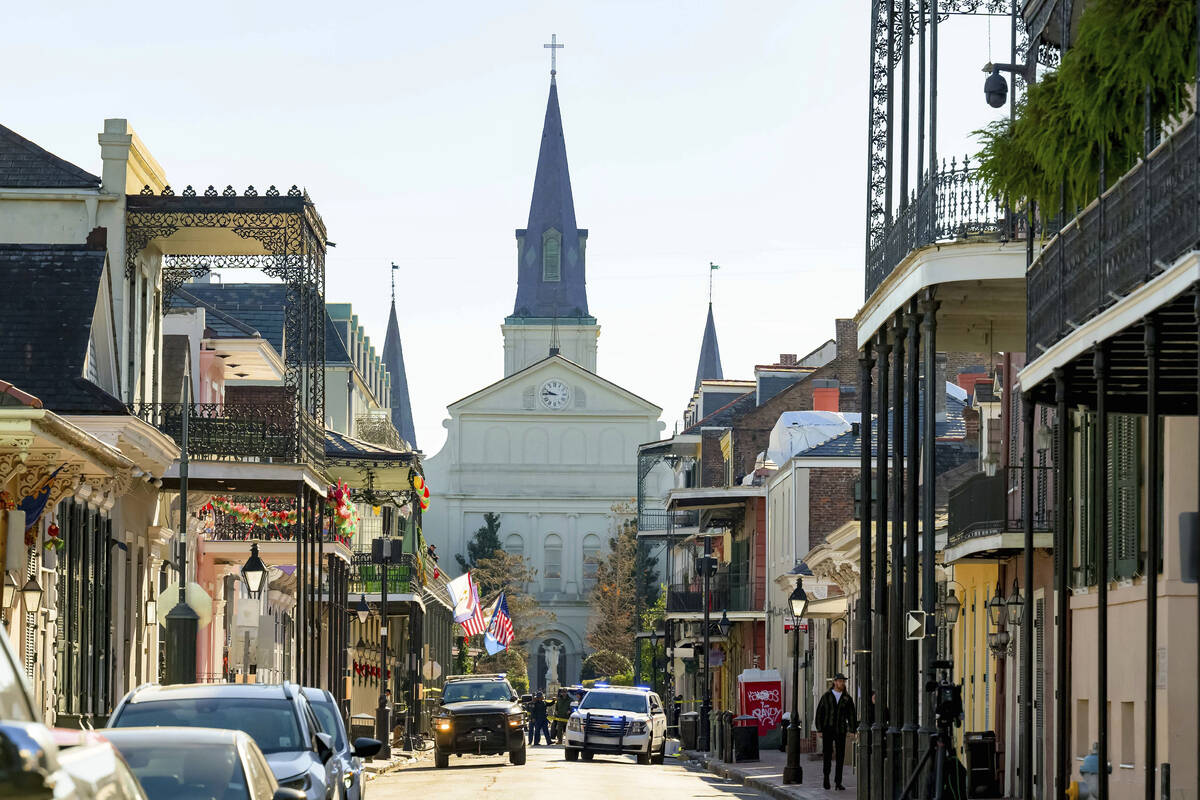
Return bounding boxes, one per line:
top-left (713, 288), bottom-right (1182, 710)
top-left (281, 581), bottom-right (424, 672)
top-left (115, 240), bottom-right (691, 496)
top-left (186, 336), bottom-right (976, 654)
top-left (944, 531), bottom-right (1054, 564)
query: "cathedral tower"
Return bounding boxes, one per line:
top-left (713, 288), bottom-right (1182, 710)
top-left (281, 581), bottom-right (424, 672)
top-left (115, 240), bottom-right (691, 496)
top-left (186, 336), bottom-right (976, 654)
top-left (502, 74), bottom-right (599, 376)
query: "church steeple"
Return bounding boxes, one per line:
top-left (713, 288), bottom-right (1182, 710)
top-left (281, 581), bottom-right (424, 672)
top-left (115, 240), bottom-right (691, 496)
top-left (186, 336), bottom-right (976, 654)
top-left (694, 303), bottom-right (724, 391)
top-left (512, 75), bottom-right (589, 320)
top-left (383, 296), bottom-right (417, 449)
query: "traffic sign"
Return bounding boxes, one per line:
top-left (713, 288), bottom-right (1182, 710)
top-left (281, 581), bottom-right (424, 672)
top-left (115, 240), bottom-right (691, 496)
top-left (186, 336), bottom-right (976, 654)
top-left (905, 611), bottom-right (926, 640)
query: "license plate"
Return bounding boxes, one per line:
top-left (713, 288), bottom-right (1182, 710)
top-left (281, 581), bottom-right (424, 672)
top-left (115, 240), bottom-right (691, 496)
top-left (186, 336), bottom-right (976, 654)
top-left (474, 733), bottom-right (489, 742)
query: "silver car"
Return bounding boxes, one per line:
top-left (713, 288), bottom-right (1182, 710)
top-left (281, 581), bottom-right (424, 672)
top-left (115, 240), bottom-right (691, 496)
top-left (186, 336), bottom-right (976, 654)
top-left (108, 683), bottom-right (337, 800)
top-left (302, 688), bottom-right (381, 800)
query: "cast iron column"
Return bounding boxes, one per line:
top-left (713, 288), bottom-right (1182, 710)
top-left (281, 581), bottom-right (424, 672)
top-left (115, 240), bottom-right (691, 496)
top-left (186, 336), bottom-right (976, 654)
top-left (700, 534), bottom-right (713, 752)
top-left (1144, 317), bottom-right (1160, 800)
top-left (875, 330), bottom-right (892, 800)
top-left (904, 301), bottom-right (921, 783)
top-left (920, 291), bottom-right (939, 761)
top-left (295, 484), bottom-right (304, 684)
top-left (1022, 394), bottom-right (1035, 800)
top-left (890, 314), bottom-right (906, 793)
top-left (378, 541), bottom-right (392, 759)
top-left (1053, 369), bottom-right (1071, 800)
top-left (1094, 345), bottom-right (1110, 800)
top-left (165, 377), bottom-right (198, 684)
top-left (858, 346), bottom-right (875, 800)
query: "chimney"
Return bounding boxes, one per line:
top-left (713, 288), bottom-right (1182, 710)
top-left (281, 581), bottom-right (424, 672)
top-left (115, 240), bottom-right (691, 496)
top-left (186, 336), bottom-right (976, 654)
top-left (779, 353), bottom-right (797, 366)
top-left (85, 227), bottom-right (107, 250)
top-left (850, 421), bottom-right (861, 437)
top-left (812, 379), bottom-right (839, 412)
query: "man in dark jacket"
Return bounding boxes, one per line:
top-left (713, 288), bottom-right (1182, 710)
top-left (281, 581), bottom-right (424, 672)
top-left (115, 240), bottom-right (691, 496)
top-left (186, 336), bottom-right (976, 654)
top-left (529, 691), bottom-right (551, 745)
top-left (814, 673), bottom-right (857, 790)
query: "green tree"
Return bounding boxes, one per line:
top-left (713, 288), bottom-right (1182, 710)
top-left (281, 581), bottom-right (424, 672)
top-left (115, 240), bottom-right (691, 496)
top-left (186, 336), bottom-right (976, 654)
top-left (470, 549), bottom-right (553, 648)
top-left (581, 650), bottom-right (633, 680)
top-left (638, 588), bottom-right (667, 694)
top-left (454, 633), bottom-right (473, 675)
top-left (455, 512), bottom-right (503, 578)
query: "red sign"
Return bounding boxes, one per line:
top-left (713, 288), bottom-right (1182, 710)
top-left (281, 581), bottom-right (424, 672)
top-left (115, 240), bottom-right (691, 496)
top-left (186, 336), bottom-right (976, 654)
top-left (738, 678), bottom-right (783, 731)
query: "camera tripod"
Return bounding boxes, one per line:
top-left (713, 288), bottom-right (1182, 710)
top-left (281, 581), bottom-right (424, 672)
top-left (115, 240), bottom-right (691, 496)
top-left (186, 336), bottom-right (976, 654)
top-left (895, 723), bottom-right (963, 800)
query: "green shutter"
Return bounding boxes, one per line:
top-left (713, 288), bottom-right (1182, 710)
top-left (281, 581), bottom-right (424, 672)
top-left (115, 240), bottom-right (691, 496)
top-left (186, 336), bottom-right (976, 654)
top-left (1109, 415), bottom-right (1141, 579)
top-left (1075, 412), bottom-right (1097, 588)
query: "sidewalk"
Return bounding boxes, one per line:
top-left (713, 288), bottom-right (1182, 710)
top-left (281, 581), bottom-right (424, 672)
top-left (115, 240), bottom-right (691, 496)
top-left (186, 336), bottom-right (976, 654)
top-left (362, 747), bottom-right (428, 781)
top-left (684, 747), bottom-right (857, 800)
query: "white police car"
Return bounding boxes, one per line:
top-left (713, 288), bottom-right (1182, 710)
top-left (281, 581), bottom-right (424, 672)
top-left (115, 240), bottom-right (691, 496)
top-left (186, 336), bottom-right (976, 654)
top-left (563, 685), bottom-right (667, 765)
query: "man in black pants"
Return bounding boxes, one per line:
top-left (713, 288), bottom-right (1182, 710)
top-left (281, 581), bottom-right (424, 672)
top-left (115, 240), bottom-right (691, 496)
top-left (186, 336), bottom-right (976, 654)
top-left (814, 673), bottom-right (857, 790)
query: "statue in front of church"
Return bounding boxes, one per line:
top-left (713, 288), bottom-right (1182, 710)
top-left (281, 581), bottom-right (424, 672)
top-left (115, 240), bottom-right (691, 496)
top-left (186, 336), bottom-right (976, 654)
top-left (545, 643), bottom-right (560, 689)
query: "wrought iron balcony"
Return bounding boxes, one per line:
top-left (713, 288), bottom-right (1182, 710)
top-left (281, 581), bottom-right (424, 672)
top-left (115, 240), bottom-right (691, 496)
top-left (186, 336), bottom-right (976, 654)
top-left (666, 570), bottom-right (765, 614)
top-left (1027, 113), bottom-right (1199, 356)
top-left (348, 549), bottom-right (420, 596)
top-left (866, 158), bottom-right (1014, 299)
top-left (947, 466), bottom-right (1053, 551)
top-left (202, 528), bottom-right (353, 548)
top-left (129, 401), bottom-right (324, 464)
top-left (637, 509), bottom-right (701, 535)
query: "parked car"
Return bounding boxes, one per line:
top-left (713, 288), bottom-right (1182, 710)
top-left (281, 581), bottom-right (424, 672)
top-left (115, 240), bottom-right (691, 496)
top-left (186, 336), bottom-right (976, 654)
top-left (563, 685), bottom-right (668, 765)
top-left (0, 622), bottom-right (79, 798)
top-left (432, 674), bottom-right (527, 768)
top-left (100, 727), bottom-right (305, 800)
top-left (54, 739), bottom-right (149, 800)
top-left (108, 683), bottom-right (337, 800)
top-left (301, 688), bottom-right (381, 800)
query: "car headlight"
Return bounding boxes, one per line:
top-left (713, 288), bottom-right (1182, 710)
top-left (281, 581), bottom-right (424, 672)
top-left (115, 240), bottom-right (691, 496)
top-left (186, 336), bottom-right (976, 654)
top-left (631, 720), bottom-right (648, 734)
top-left (280, 772), bottom-right (311, 792)
top-left (343, 771), bottom-right (354, 789)
top-left (508, 714), bottom-right (524, 728)
top-left (567, 716), bottom-right (582, 732)
top-left (436, 717), bottom-right (453, 732)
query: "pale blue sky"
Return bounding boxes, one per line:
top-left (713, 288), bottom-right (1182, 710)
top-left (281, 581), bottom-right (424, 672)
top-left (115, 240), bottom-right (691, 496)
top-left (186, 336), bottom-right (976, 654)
top-left (7, 1), bottom-right (1009, 453)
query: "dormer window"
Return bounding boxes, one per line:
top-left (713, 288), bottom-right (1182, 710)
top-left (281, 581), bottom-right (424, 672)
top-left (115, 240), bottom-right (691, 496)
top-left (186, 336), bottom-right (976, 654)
top-left (542, 228), bottom-right (561, 282)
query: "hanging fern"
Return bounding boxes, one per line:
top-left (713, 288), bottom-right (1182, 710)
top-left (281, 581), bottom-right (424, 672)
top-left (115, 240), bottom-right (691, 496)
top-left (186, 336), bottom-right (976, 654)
top-left (975, 0), bottom-right (1196, 213)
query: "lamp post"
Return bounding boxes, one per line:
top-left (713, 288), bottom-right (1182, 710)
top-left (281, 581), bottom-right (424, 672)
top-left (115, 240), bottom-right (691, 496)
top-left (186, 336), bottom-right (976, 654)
top-left (784, 582), bottom-right (809, 785)
top-left (241, 542), bottom-right (268, 598)
top-left (697, 539), bottom-right (717, 752)
top-left (165, 374), bottom-right (198, 684)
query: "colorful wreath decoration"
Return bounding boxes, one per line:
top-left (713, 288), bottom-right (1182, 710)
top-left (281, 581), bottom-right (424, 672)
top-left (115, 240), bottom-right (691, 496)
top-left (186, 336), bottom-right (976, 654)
top-left (326, 481), bottom-right (359, 538)
top-left (203, 496), bottom-right (298, 529)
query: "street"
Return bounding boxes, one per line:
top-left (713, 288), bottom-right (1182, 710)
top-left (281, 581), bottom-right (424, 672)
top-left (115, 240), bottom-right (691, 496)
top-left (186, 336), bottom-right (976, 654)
top-left (369, 745), bottom-right (768, 800)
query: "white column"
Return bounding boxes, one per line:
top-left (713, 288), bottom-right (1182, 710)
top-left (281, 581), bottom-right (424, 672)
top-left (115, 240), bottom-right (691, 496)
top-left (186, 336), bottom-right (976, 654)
top-left (565, 513), bottom-right (579, 596)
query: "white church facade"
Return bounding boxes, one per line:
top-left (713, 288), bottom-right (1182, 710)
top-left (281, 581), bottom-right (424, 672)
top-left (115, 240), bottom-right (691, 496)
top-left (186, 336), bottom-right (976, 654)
top-left (422, 68), bottom-right (664, 689)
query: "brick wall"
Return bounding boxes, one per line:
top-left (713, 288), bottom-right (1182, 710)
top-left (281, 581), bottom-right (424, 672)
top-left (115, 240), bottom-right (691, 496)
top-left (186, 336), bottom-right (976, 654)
top-left (808, 467), bottom-right (859, 548)
top-left (700, 429), bottom-right (726, 487)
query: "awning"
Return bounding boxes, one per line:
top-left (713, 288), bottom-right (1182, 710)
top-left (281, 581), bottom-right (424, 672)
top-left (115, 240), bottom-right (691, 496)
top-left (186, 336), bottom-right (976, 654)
top-left (804, 595), bottom-right (849, 619)
top-left (324, 429), bottom-right (419, 498)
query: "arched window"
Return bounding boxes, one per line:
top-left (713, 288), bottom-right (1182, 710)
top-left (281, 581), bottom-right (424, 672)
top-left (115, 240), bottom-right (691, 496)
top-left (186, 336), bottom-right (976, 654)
top-left (504, 533), bottom-right (524, 557)
top-left (543, 534), bottom-right (562, 592)
top-left (582, 534), bottom-right (602, 593)
top-left (542, 229), bottom-right (561, 281)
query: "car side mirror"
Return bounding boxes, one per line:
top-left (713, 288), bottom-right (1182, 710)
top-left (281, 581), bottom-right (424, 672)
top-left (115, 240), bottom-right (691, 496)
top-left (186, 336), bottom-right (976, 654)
top-left (273, 789), bottom-right (307, 800)
top-left (313, 732), bottom-right (334, 763)
top-left (511, 695), bottom-right (519, 702)
top-left (352, 737), bottom-right (382, 759)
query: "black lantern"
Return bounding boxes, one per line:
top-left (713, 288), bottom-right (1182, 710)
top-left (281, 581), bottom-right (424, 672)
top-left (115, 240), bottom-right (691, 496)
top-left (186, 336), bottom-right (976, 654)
top-left (789, 583), bottom-right (809, 619)
top-left (987, 585), bottom-right (1006, 627)
top-left (356, 594), bottom-right (370, 625)
top-left (2, 572), bottom-right (16, 609)
top-left (240, 542), bottom-right (268, 598)
top-left (943, 588), bottom-right (962, 625)
top-left (21, 575), bottom-right (42, 612)
top-left (1007, 579), bottom-right (1024, 627)
top-left (718, 610), bottom-right (732, 637)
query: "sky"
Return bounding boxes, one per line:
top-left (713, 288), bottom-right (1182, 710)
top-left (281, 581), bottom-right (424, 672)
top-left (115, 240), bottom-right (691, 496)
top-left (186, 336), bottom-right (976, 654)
top-left (6, 1), bottom-right (1012, 454)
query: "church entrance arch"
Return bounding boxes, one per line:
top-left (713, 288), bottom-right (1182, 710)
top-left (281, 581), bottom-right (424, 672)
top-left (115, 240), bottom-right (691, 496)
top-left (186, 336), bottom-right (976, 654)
top-left (531, 627), bottom-right (582, 692)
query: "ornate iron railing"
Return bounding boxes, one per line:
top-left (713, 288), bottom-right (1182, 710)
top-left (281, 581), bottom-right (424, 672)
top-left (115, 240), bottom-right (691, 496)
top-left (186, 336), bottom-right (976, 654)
top-left (129, 401), bottom-right (323, 464)
top-left (348, 550), bottom-right (419, 596)
top-left (666, 571), bottom-right (765, 614)
top-left (866, 159), bottom-right (1014, 299)
top-left (1027, 114), bottom-right (1200, 356)
top-left (637, 509), bottom-right (700, 534)
top-left (947, 466), bottom-right (1053, 550)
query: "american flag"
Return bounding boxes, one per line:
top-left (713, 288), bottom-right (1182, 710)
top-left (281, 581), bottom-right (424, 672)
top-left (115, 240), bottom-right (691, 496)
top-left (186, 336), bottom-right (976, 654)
top-left (459, 573), bottom-right (488, 636)
top-left (487, 591), bottom-right (515, 647)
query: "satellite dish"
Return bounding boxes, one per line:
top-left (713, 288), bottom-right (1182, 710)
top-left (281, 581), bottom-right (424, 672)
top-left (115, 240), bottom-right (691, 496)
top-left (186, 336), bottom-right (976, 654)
top-left (155, 581), bottom-right (213, 628)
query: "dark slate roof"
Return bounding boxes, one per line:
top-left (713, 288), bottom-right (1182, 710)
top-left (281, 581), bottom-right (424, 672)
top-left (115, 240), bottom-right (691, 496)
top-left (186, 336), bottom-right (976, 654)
top-left (325, 428), bottom-right (414, 462)
top-left (694, 303), bottom-right (723, 391)
top-left (0, 124), bottom-right (100, 189)
top-left (0, 244), bottom-right (125, 414)
top-left (682, 390), bottom-right (756, 435)
top-left (383, 301), bottom-right (417, 449)
top-left (799, 392), bottom-right (968, 458)
top-left (174, 282), bottom-right (286, 353)
top-left (511, 77), bottom-right (588, 319)
top-left (160, 335), bottom-right (190, 404)
top-left (325, 314), bottom-right (351, 364)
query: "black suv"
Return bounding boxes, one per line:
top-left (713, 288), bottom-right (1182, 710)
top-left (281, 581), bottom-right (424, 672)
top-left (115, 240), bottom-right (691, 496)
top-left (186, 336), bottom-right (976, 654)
top-left (432, 674), bottom-right (526, 768)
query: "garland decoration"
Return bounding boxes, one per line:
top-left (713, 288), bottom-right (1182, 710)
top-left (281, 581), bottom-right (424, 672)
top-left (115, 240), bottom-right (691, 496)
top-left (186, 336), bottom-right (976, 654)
top-left (326, 481), bottom-right (359, 538)
top-left (203, 496), bottom-right (297, 529)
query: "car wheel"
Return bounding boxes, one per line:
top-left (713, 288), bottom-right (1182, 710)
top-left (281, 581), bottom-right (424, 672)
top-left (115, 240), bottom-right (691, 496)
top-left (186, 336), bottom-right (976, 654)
top-left (434, 748), bottom-right (449, 768)
top-left (564, 748), bottom-right (579, 762)
top-left (637, 749), bottom-right (651, 765)
top-left (581, 751), bottom-right (594, 762)
top-left (651, 739), bottom-right (666, 765)
top-left (509, 745), bottom-right (527, 766)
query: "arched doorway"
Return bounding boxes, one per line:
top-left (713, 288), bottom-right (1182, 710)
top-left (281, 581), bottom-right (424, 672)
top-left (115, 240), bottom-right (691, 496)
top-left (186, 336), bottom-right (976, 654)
top-left (534, 638), bottom-right (568, 692)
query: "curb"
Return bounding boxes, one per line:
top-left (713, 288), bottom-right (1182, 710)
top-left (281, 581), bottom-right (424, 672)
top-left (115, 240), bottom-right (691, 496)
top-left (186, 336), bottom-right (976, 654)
top-left (684, 750), bottom-right (803, 800)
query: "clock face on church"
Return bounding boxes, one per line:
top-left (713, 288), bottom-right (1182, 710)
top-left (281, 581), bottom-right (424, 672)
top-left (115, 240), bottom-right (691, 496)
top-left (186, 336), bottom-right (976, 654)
top-left (539, 379), bottom-right (571, 410)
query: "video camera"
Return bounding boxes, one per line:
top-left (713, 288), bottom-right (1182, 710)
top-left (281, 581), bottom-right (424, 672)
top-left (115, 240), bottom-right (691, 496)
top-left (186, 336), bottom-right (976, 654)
top-left (926, 660), bottom-right (963, 728)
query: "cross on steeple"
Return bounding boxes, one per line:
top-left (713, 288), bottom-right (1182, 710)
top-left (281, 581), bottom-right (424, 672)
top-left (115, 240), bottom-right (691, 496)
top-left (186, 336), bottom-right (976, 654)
top-left (390, 262), bottom-right (399, 302)
top-left (544, 33), bottom-right (564, 77)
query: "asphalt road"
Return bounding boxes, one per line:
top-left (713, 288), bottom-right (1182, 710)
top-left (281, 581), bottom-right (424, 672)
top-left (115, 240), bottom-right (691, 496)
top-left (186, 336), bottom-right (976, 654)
top-left (368, 743), bottom-right (768, 800)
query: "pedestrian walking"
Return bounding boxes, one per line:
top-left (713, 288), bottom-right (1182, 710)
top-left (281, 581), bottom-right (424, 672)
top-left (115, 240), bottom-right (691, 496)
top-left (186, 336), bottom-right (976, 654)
top-left (814, 672), bottom-right (857, 791)
top-left (529, 691), bottom-right (551, 745)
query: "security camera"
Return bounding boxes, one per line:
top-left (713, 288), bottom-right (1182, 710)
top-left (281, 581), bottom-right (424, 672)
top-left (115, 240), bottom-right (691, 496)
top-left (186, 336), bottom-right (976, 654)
top-left (984, 68), bottom-right (1008, 108)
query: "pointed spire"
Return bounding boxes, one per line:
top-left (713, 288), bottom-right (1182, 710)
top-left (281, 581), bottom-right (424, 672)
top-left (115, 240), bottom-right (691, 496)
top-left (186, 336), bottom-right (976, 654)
top-left (511, 77), bottom-right (588, 320)
top-left (383, 299), bottom-right (417, 449)
top-left (694, 303), bottom-right (724, 391)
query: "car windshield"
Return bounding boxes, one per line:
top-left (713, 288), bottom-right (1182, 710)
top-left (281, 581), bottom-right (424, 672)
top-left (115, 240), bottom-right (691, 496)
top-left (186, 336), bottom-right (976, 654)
top-left (579, 691), bottom-right (648, 714)
top-left (442, 682), bottom-right (512, 703)
top-left (308, 700), bottom-right (347, 750)
top-left (111, 741), bottom-right (247, 800)
top-left (112, 698), bottom-right (304, 754)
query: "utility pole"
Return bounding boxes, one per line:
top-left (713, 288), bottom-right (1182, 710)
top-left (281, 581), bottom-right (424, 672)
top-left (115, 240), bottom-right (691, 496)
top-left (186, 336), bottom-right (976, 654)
top-left (165, 374), bottom-right (198, 684)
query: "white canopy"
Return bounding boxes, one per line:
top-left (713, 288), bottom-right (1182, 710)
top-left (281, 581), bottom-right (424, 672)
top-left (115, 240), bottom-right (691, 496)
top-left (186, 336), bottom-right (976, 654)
top-left (766, 411), bottom-right (861, 467)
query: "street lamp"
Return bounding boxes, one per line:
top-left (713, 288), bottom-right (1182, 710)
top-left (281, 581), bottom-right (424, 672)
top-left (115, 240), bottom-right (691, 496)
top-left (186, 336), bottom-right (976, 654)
top-left (356, 594), bottom-right (370, 625)
top-left (987, 584), bottom-right (1007, 628)
top-left (943, 588), bottom-right (962, 626)
top-left (241, 542), bottom-right (268, 598)
top-left (718, 610), bottom-right (732, 638)
top-left (783, 582), bottom-right (808, 785)
top-left (1007, 579), bottom-right (1024, 627)
top-left (21, 574), bottom-right (42, 612)
top-left (2, 572), bottom-right (17, 608)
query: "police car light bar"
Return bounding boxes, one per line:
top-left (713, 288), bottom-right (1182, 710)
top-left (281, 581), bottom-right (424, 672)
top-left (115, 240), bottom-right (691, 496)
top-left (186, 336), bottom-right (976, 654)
top-left (634, 685), bottom-right (652, 691)
top-left (593, 682), bottom-right (610, 688)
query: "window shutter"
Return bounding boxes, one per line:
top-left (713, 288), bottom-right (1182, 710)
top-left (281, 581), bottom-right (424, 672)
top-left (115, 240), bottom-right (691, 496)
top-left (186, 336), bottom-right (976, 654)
top-left (1110, 415), bottom-right (1141, 579)
top-left (1076, 413), bottom-right (1096, 588)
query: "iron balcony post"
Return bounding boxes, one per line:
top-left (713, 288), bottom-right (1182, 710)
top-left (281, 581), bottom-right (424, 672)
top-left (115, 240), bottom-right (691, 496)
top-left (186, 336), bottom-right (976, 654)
top-left (1094, 345), bottom-right (1110, 800)
top-left (1145, 317), bottom-right (1160, 800)
top-left (890, 313), bottom-right (906, 792)
top-left (1054, 369), bottom-right (1071, 800)
top-left (904, 300), bottom-right (921, 781)
top-left (875, 329), bottom-right (892, 800)
top-left (858, 346), bottom-right (875, 800)
top-left (1022, 393), bottom-right (1035, 800)
top-left (700, 535), bottom-right (713, 752)
top-left (920, 291), bottom-right (939, 755)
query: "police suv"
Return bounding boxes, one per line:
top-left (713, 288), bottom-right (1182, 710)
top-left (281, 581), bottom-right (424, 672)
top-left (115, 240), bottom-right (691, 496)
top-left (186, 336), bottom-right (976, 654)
top-left (563, 685), bottom-right (668, 765)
